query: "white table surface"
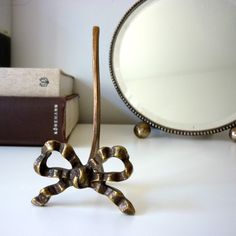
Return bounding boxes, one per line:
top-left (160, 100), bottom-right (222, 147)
top-left (1, 124), bottom-right (236, 236)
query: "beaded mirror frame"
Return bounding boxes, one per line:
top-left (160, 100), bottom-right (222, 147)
top-left (109, 0), bottom-right (236, 139)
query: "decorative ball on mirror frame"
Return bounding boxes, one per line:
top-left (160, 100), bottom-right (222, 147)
top-left (229, 127), bottom-right (236, 142)
top-left (134, 122), bottom-right (151, 138)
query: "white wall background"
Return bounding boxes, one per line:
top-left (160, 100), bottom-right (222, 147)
top-left (11, 0), bottom-right (140, 124)
top-left (0, 0), bottom-right (11, 36)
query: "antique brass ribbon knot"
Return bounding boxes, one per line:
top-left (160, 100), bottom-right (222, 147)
top-left (31, 140), bottom-right (135, 215)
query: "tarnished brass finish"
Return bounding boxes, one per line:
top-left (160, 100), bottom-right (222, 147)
top-left (32, 26), bottom-right (135, 215)
top-left (229, 127), bottom-right (236, 142)
top-left (134, 122), bottom-right (151, 138)
top-left (31, 140), bottom-right (135, 215)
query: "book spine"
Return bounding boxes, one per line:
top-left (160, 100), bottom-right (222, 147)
top-left (0, 33), bottom-right (11, 67)
top-left (0, 68), bottom-right (73, 97)
top-left (0, 96), bottom-right (68, 145)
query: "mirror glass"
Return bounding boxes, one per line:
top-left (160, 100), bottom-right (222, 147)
top-left (110, 0), bottom-right (236, 133)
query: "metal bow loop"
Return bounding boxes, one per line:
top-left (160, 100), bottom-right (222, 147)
top-left (90, 146), bottom-right (133, 183)
top-left (33, 140), bottom-right (83, 180)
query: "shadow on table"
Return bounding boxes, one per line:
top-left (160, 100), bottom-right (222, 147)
top-left (43, 182), bottom-right (199, 216)
top-left (151, 128), bottom-right (231, 142)
top-left (123, 182), bottom-right (200, 216)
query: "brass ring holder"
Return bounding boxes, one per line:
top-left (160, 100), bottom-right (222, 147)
top-left (31, 26), bottom-right (135, 215)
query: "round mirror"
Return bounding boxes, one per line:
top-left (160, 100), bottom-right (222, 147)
top-left (110, 0), bottom-right (236, 135)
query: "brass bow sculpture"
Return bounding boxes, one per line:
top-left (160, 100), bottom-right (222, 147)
top-left (32, 140), bottom-right (135, 215)
top-left (32, 27), bottom-right (135, 215)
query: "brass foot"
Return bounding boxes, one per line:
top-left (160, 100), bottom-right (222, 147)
top-left (134, 122), bottom-right (151, 138)
top-left (229, 127), bottom-right (236, 142)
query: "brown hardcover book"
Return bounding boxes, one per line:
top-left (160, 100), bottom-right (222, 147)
top-left (0, 94), bottom-right (79, 145)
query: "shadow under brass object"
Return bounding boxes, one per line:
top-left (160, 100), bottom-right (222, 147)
top-left (31, 26), bottom-right (135, 215)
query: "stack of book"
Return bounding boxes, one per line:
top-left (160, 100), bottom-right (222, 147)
top-left (0, 68), bottom-right (79, 145)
